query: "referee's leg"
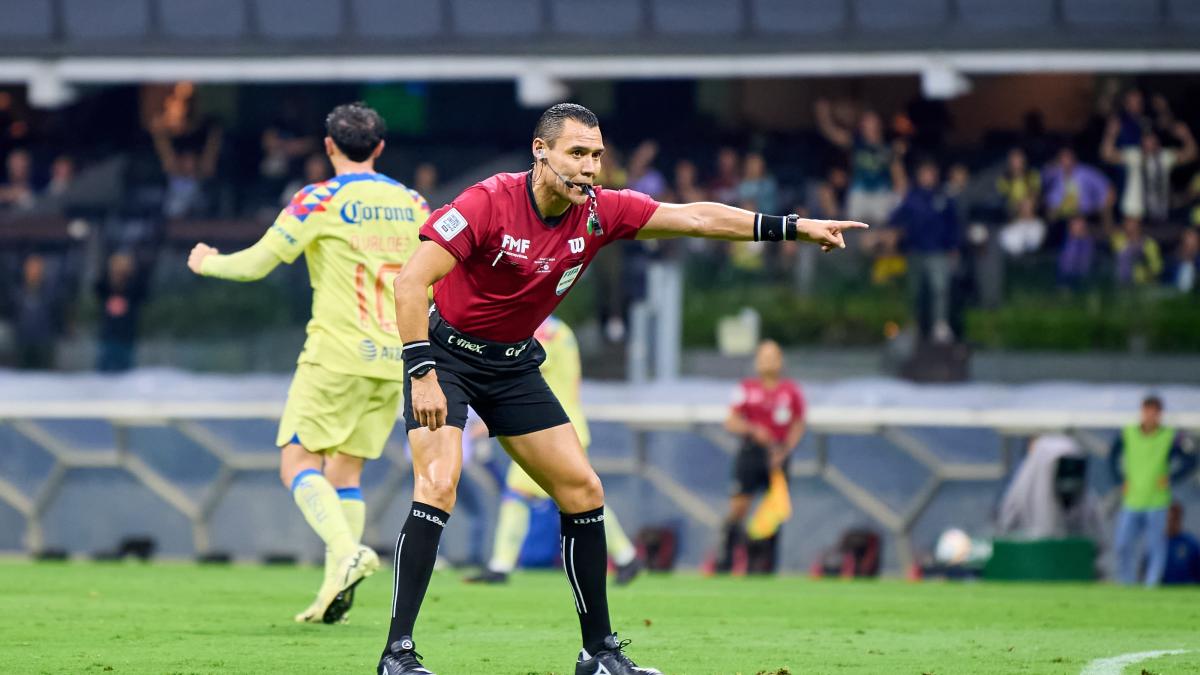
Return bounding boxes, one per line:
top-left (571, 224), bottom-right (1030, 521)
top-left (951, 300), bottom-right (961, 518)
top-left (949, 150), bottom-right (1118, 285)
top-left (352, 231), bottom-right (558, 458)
top-left (383, 425), bottom-right (463, 653)
top-left (500, 424), bottom-right (616, 656)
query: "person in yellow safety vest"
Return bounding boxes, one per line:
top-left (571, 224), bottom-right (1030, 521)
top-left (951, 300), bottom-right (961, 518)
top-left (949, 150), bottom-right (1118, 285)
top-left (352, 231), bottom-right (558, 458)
top-left (1109, 395), bottom-right (1197, 586)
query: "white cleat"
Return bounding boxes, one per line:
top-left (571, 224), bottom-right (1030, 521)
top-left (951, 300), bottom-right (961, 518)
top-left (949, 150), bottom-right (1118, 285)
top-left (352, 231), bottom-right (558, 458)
top-left (293, 545), bottom-right (380, 624)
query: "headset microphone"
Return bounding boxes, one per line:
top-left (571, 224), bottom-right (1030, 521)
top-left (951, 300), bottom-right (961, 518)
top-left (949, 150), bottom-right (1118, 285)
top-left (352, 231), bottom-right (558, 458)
top-left (538, 151), bottom-right (593, 197)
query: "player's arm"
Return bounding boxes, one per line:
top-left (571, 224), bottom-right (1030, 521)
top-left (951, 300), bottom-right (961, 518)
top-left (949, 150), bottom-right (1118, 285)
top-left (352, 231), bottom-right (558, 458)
top-left (393, 240), bottom-right (458, 430)
top-left (393, 240), bottom-right (456, 343)
top-left (636, 201), bottom-right (867, 251)
top-left (1108, 435), bottom-right (1125, 486)
top-left (783, 418), bottom-right (806, 452)
top-left (187, 238), bottom-right (284, 281)
top-left (1169, 432), bottom-right (1198, 484)
top-left (723, 409), bottom-right (754, 437)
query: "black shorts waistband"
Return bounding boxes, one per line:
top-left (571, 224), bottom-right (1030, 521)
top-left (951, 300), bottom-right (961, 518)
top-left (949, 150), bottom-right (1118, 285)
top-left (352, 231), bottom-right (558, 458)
top-left (429, 308), bottom-right (534, 361)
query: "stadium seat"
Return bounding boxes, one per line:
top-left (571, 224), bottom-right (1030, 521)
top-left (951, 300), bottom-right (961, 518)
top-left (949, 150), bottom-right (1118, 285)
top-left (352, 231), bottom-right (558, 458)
top-left (549, 0), bottom-right (642, 37)
top-left (749, 0), bottom-right (848, 36)
top-left (1061, 0), bottom-right (1161, 28)
top-left (159, 0), bottom-right (248, 39)
top-left (854, 0), bottom-right (949, 32)
top-left (252, 0), bottom-right (344, 40)
top-left (0, 0), bottom-right (54, 40)
top-left (62, 0), bottom-right (150, 40)
top-left (650, 0), bottom-right (744, 36)
top-left (1166, 0), bottom-right (1200, 27)
top-left (450, 0), bottom-right (541, 38)
top-left (351, 0), bottom-right (443, 39)
top-left (955, 0), bottom-right (1055, 32)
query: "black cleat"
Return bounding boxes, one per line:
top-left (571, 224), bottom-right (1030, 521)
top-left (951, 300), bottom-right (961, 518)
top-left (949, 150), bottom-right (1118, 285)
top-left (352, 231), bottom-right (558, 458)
top-left (575, 634), bottom-right (661, 675)
top-left (321, 584), bottom-right (355, 624)
top-left (379, 637), bottom-right (435, 675)
top-left (614, 558), bottom-right (642, 586)
top-left (464, 568), bottom-right (509, 584)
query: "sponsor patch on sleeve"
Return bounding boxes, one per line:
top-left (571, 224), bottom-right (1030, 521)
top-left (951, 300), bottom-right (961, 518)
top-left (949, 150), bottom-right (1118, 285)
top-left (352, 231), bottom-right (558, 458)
top-left (433, 207), bottom-right (468, 241)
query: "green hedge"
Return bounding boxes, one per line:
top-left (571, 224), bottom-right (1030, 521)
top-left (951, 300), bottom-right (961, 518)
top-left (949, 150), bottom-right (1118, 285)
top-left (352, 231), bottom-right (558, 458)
top-left (682, 286), bottom-right (907, 348)
top-left (966, 293), bottom-right (1200, 353)
top-left (95, 274), bottom-right (1200, 354)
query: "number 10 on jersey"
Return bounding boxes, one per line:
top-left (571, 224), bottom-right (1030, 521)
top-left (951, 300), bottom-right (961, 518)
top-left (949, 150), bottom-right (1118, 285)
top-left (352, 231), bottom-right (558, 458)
top-left (354, 262), bottom-right (403, 333)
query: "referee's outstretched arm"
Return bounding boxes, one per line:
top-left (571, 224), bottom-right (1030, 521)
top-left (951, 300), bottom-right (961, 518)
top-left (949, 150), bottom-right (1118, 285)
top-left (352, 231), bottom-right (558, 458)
top-left (636, 201), bottom-right (868, 251)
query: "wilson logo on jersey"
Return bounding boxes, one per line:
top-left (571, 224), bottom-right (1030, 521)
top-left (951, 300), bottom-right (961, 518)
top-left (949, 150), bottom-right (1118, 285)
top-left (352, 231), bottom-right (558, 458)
top-left (433, 207), bottom-right (468, 241)
top-left (555, 263), bottom-right (583, 296)
top-left (340, 201), bottom-right (417, 225)
top-left (568, 237), bottom-right (585, 254)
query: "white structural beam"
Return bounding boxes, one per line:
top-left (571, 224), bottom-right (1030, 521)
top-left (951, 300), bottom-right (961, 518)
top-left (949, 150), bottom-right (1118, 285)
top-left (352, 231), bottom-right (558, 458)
top-left (2, 401), bottom-right (1198, 431)
top-left (2, 51), bottom-right (1200, 87)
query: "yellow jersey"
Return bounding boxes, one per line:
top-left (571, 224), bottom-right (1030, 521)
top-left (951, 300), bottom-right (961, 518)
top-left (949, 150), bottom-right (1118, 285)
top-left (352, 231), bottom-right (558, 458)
top-left (535, 316), bottom-right (589, 447)
top-left (263, 172), bottom-right (429, 380)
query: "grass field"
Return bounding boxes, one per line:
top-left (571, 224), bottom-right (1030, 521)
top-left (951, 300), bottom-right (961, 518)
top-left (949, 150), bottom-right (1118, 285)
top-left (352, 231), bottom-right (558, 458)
top-left (4, 560), bottom-right (1199, 674)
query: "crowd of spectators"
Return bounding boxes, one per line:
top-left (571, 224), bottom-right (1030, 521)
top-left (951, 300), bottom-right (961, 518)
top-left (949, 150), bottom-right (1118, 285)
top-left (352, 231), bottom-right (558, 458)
top-left (2, 79), bottom-right (1199, 368)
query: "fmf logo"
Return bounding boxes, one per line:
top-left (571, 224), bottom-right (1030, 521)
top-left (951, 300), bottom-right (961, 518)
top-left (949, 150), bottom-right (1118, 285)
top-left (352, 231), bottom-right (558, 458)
top-left (502, 234), bottom-right (530, 253)
top-left (568, 237), bottom-right (585, 254)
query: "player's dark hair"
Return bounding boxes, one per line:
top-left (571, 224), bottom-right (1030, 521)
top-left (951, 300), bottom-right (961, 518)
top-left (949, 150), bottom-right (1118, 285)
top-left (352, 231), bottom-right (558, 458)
top-left (1143, 394), bottom-right (1164, 410)
top-left (533, 103), bottom-right (599, 147)
top-left (325, 102), bottom-right (386, 162)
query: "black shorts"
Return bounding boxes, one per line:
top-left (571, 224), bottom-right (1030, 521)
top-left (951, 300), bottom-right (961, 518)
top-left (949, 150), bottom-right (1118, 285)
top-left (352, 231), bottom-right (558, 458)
top-left (732, 439), bottom-right (788, 496)
top-left (403, 308), bottom-right (570, 437)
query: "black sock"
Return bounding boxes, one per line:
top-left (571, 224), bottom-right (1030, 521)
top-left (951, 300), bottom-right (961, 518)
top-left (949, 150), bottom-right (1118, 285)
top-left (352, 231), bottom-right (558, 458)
top-left (718, 520), bottom-right (743, 571)
top-left (384, 502), bottom-right (449, 652)
top-left (560, 506), bottom-right (613, 655)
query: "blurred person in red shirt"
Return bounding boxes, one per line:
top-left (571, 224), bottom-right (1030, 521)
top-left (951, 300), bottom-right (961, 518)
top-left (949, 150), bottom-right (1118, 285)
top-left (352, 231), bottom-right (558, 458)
top-left (717, 340), bottom-right (806, 574)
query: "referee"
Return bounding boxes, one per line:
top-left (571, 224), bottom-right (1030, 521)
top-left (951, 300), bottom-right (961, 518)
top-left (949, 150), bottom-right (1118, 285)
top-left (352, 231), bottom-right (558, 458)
top-left (717, 340), bottom-right (806, 574)
top-left (378, 103), bottom-right (867, 675)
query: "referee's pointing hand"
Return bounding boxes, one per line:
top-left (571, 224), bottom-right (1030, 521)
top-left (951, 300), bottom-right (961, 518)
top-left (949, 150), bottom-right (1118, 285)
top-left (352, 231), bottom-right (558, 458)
top-left (799, 219), bottom-right (870, 252)
top-left (410, 371), bottom-right (448, 431)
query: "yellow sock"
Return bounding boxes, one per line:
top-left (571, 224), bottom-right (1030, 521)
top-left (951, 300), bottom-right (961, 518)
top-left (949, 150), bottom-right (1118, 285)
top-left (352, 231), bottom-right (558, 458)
top-left (604, 505), bottom-right (637, 566)
top-left (487, 497), bottom-right (531, 573)
top-left (290, 469), bottom-right (356, 560)
top-left (325, 487), bottom-right (367, 580)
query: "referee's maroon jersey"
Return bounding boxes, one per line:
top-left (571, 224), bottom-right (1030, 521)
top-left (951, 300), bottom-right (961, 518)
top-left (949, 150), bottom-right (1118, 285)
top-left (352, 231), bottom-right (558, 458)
top-left (419, 171), bottom-right (659, 342)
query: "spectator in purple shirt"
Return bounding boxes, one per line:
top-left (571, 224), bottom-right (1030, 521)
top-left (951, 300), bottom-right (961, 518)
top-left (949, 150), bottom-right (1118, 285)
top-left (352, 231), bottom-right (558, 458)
top-left (1043, 148), bottom-right (1114, 222)
top-left (1057, 216), bottom-right (1094, 290)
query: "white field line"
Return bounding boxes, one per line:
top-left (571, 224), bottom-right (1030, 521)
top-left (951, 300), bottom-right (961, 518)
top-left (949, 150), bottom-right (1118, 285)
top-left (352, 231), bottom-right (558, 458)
top-left (1080, 649), bottom-right (1188, 675)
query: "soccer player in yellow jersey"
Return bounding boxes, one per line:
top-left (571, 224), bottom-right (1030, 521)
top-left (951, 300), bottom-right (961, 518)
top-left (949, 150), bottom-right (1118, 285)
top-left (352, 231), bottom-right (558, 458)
top-left (186, 103), bottom-right (430, 624)
top-left (468, 315), bottom-right (641, 585)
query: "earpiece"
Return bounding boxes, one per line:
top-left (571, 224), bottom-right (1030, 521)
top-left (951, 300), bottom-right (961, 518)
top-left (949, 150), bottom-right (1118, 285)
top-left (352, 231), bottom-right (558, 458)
top-left (536, 149), bottom-right (546, 160)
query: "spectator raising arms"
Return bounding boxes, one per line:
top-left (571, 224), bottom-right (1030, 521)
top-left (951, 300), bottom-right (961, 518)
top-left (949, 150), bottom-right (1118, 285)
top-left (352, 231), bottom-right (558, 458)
top-left (1101, 117), bottom-right (1196, 223)
top-left (816, 98), bottom-right (901, 226)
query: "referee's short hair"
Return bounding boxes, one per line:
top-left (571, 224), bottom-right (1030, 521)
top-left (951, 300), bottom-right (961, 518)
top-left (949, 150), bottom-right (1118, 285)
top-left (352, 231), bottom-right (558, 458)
top-left (325, 102), bottom-right (386, 162)
top-left (1142, 394), bottom-right (1164, 410)
top-left (533, 103), bottom-right (599, 146)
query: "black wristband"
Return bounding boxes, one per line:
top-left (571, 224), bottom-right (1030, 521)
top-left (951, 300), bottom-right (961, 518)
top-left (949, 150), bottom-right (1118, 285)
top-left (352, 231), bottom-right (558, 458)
top-left (402, 340), bottom-right (436, 378)
top-left (754, 213), bottom-right (785, 242)
top-left (753, 214), bottom-right (801, 242)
